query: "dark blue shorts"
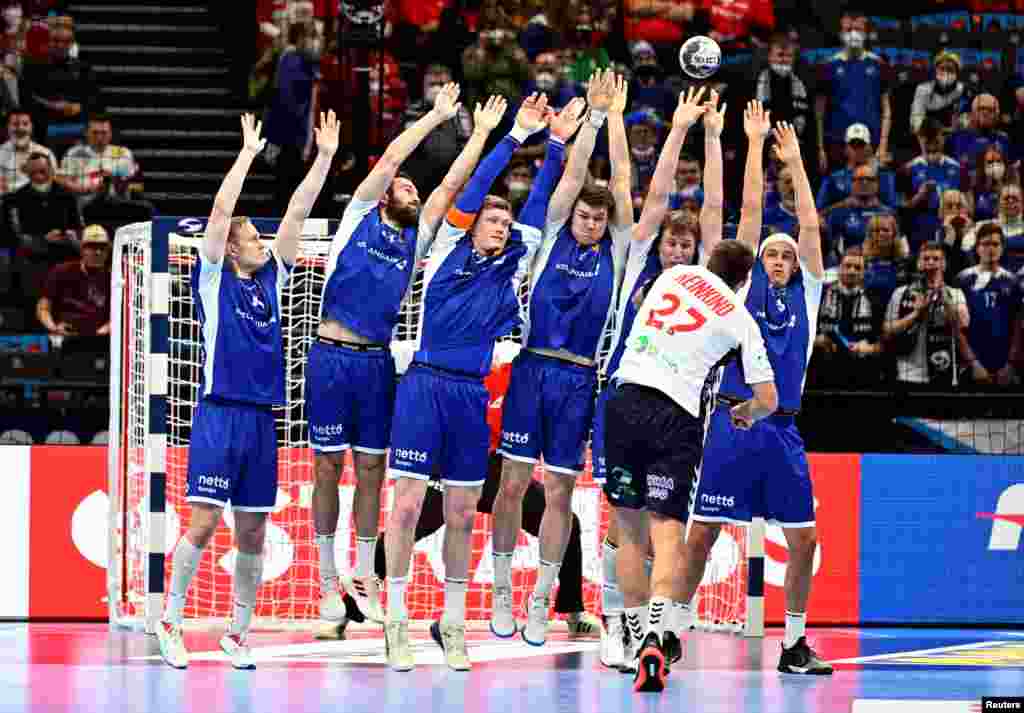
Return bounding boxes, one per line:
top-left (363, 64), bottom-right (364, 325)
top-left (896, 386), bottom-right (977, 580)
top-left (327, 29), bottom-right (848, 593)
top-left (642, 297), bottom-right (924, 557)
top-left (388, 364), bottom-right (490, 487)
top-left (591, 386), bottom-right (611, 484)
top-left (693, 403), bottom-right (815, 527)
top-left (497, 351), bottom-right (596, 474)
top-left (305, 339), bottom-right (395, 454)
top-left (186, 398), bottom-right (278, 511)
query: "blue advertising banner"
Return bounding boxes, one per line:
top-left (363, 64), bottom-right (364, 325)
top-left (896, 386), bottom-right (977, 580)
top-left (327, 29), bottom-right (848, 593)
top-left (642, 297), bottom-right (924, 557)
top-left (860, 455), bottom-right (1024, 623)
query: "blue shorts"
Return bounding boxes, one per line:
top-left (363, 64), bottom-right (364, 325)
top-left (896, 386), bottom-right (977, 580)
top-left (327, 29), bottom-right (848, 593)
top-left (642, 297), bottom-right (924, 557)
top-left (186, 398), bottom-right (278, 511)
top-left (388, 363), bottom-right (490, 487)
top-left (305, 339), bottom-right (395, 454)
top-left (692, 404), bottom-right (815, 528)
top-left (591, 386), bottom-right (611, 484)
top-left (497, 351), bottom-right (596, 474)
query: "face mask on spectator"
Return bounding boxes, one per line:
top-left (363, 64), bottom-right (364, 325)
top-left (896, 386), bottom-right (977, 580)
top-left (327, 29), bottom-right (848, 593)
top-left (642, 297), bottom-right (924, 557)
top-left (30, 179), bottom-right (52, 193)
top-left (534, 72), bottom-right (557, 91)
top-left (3, 5), bottom-right (20, 33)
top-left (11, 126), bottom-right (29, 148)
top-left (987, 162), bottom-right (1006, 181)
top-left (841, 30), bottom-right (865, 50)
top-left (507, 180), bottom-right (530, 199)
top-left (935, 71), bottom-right (956, 88)
top-left (483, 30), bottom-right (504, 48)
top-left (770, 63), bottom-right (791, 77)
top-left (632, 145), bottom-right (656, 161)
top-left (369, 80), bottom-right (381, 94)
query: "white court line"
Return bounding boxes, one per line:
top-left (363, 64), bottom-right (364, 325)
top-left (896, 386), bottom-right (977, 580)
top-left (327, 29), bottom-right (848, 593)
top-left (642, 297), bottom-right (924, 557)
top-left (829, 639), bottom-right (1010, 664)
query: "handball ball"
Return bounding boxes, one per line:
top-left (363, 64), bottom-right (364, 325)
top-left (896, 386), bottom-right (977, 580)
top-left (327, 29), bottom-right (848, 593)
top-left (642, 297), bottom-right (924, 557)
top-left (679, 35), bottom-right (722, 80)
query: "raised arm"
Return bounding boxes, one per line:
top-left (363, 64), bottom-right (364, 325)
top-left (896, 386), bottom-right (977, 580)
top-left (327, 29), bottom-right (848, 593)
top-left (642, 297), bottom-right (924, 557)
top-left (420, 95), bottom-right (508, 237)
top-left (636, 85), bottom-right (709, 241)
top-left (736, 100), bottom-right (771, 253)
top-left (204, 114), bottom-right (265, 264)
top-left (353, 82), bottom-right (461, 203)
top-left (276, 110), bottom-right (340, 265)
top-left (772, 121), bottom-right (824, 278)
top-left (607, 73), bottom-right (633, 230)
top-left (517, 99), bottom-right (584, 230)
top-left (699, 91), bottom-right (726, 261)
top-left (548, 69), bottom-right (615, 226)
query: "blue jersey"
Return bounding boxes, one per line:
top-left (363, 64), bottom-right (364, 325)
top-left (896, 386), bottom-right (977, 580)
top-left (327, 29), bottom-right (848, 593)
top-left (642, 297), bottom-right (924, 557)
top-left (763, 202), bottom-right (799, 239)
top-left (1002, 223), bottom-right (1024, 274)
top-left (825, 203), bottom-right (895, 266)
top-left (819, 51), bottom-right (889, 144)
top-left (816, 167), bottom-right (898, 211)
top-left (319, 198), bottom-right (434, 343)
top-left (957, 266), bottom-right (1023, 372)
top-left (975, 190), bottom-right (998, 222)
top-left (525, 218), bottom-right (629, 358)
top-left (719, 259), bottom-right (824, 411)
top-left (192, 247), bottom-right (291, 406)
top-left (946, 129), bottom-right (1010, 185)
top-left (604, 233), bottom-right (661, 379)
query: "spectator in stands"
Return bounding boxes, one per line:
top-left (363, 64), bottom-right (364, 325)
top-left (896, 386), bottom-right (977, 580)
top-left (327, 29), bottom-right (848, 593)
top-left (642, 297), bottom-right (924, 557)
top-left (935, 188), bottom-right (976, 278)
top-left (763, 163), bottom-right (798, 238)
top-left (0, 108), bottom-right (54, 196)
top-left (625, 107), bottom-right (663, 212)
top-left (399, 63), bottom-right (473, 196)
top-left (502, 160), bottom-right (534, 214)
top-left (814, 10), bottom-right (893, 174)
top-left (628, 40), bottom-right (674, 120)
top-left (263, 20), bottom-right (321, 215)
top-left (4, 151), bottom-right (83, 298)
top-left (813, 246), bottom-right (884, 387)
top-left (909, 51), bottom-right (970, 135)
top-left (904, 121), bottom-right (962, 250)
top-left (966, 184), bottom-right (1024, 273)
top-left (862, 213), bottom-right (911, 311)
top-left (562, 4), bottom-right (611, 85)
top-left (35, 223), bottom-right (109, 337)
top-left (705, 0), bottom-right (774, 50)
top-left (20, 22), bottom-right (98, 150)
top-left (969, 145), bottom-right (1015, 223)
top-left (946, 94), bottom-right (1010, 188)
top-left (622, 0), bottom-right (697, 70)
top-left (884, 242), bottom-right (970, 390)
top-left (956, 223), bottom-right (1023, 387)
top-left (518, 0), bottom-right (557, 60)
top-left (824, 164), bottom-right (895, 268)
top-left (669, 152), bottom-right (704, 210)
top-left (523, 51), bottom-right (580, 110)
top-left (755, 33), bottom-right (810, 145)
top-left (461, 7), bottom-right (529, 108)
top-left (59, 113), bottom-right (140, 210)
top-left (816, 123), bottom-right (897, 211)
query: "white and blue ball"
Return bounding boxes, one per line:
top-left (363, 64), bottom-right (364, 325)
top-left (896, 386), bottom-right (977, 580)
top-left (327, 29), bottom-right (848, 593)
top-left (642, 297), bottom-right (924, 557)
top-left (679, 35), bottom-right (722, 80)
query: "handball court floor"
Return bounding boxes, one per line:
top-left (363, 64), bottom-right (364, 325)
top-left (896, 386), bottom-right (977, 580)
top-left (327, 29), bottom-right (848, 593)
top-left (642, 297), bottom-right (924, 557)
top-left (1, 623), bottom-right (1022, 713)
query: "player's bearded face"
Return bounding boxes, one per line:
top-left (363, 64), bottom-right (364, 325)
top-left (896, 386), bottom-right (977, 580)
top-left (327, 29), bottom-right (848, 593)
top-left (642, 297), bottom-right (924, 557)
top-left (386, 179), bottom-right (421, 228)
top-left (659, 231), bottom-right (695, 268)
top-left (762, 245), bottom-right (797, 287)
top-left (471, 207), bottom-right (513, 256)
top-left (571, 201), bottom-right (608, 246)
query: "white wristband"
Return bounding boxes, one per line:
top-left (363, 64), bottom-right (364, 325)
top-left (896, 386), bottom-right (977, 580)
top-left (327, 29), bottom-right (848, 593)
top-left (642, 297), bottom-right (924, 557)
top-left (587, 109), bottom-right (607, 128)
top-left (509, 125), bottom-right (531, 144)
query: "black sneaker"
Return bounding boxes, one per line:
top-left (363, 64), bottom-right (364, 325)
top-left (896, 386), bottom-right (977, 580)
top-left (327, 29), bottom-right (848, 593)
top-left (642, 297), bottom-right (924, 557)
top-left (663, 631), bottom-right (682, 667)
top-left (633, 632), bottom-right (667, 693)
top-left (343, 592), bottom-right (366, 624)
top-left (777, 637), bottom-right (834, 675)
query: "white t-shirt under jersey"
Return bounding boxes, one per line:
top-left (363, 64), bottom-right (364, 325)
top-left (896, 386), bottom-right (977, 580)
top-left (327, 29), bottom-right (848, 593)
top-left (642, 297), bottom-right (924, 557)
top-left (615, 265), bottom-right (774, 418)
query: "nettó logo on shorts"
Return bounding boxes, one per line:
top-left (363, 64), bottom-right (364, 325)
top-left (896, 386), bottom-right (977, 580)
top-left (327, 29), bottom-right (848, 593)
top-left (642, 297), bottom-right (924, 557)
top-left (701, 493), bottom-right (735, 508)
top-left (198, 474), bottom-right (231, 491)
top-left (502, 431), bottom-right (529, 445)
top-left (312, 423), bottom-right (345, 438)
top-left (393, 448), bottom-right (428, 463)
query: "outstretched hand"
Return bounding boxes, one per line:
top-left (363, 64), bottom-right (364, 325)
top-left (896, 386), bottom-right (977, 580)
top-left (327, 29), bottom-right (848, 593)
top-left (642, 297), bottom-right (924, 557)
top-left (772, 121), bottom-right (803, 165)
top-left (240, 113), bottom-right (266, 155)
top-left (609, 73), bottom-right (629, 115)
top-left (432, 82), bottom-right (462, 121)
top-left (743, 99), bottom-right (771, 141)
top-left (314, 110), bottom-right (340, 157)
top-left (474, 95), bottom-right (508, 133)
top-left (672, 84), bottom-right (708, 129)
top-left (514, 92), bottom-right (550, 134)
top-left (548, 97), bottom-right (586, 141)
top-left (586, 68), bottom-right (616, 112)
top-left (702, 89), bottom-right (726, 138)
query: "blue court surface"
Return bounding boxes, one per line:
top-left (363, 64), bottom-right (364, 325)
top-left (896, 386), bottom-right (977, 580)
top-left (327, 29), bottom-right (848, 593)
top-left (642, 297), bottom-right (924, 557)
top-left (1, 624), bottom-right (1022, 712)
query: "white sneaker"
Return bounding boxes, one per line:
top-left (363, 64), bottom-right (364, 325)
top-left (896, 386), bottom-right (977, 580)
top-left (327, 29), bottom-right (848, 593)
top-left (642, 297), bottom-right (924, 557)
top-left (342, 574), bottom-right (386, 623)
top-left (566, 611), bottom-right (602, 639)
top-left (319, 580), bottom-right (347, 622)
top-left (156, 620), bottom-right (188, 669)
top-left (219, 632), bottom-right (255, 670)
top-left (600, 614), bottom-right (626, 669)
top-left (521, 594), bottom-right (549, 647)
top-left (431, 620), bottom-right (471, 671)
top-left (384, 618), bottom-right (414, 672)
top-left (489, 586), bottom-right (517, 638)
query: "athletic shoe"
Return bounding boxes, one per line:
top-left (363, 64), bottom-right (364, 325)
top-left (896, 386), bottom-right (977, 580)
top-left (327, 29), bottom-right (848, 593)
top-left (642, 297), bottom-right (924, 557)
top-left (489, 585), bottom-right (517, 638)
top-left (319, 581), bottom-right (347, 622)
top-left (599, 614), bottom-right (626, 669)
top-left (566, 611), bottom-right (602, 639)
top-left (521, 594), bottom-right (550, 646)
top-left (664, 631), bottom-right (683, 667)
top-left (384, 618), bottom-right (414, 672)
top-left (430, 620), bottom-right (471, 671)
top-left (313, 616), bottom-right (349, 640)
top-left (342, 574), bottom-right (386, 623)
top-left (219, 632), bottom-right (256, 670)
top-left (633, 632), bottom-right (667, 693)
top-left (778, 637), bottom-right (834, 675)
top-left (156, 620), bottom-right (188, 669)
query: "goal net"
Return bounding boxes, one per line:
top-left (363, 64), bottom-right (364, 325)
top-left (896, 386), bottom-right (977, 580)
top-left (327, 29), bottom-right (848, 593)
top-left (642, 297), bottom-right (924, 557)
top-left (108, 216), bottom-right (762, 635)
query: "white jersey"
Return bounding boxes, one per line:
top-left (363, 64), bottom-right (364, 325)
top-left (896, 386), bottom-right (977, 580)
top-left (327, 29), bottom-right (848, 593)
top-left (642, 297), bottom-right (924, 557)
top-left (615, 265), bottom-right (774, 418)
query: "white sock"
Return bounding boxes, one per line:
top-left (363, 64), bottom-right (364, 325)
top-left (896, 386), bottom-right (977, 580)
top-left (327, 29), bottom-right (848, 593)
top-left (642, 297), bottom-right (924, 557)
top-left (441, 577), bottom-right (468, 626)
top-left (229, 551), bottom-right (263, 636)
top-left (646, 596), bottom-right (671, 642)
top-left (387, 577), bottom-right (408, 621)
top-left (355, 536), bottom-right (376, 578)
top-left (625, 605), bottom-right (648, 652)
top-left (672, 600), bottom-right (695, 633)
top-left (784, 610), bottom-right (806, 649)
top-left (315, 533), bottom-right (337, 591)
top-left (534, 559), bottom-right (561, 599)
top-left (601, 541), bottom-right (624, 616)
top-left (163, 537), bottom-right (202, 625)
top-left (493, 550), bottom-right (514, 590)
